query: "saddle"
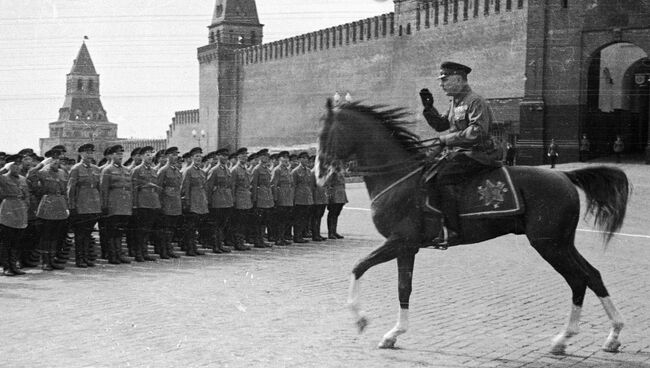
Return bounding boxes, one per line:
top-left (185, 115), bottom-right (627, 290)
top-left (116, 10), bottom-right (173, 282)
top-left (425, 166), bottom-right (524, 219)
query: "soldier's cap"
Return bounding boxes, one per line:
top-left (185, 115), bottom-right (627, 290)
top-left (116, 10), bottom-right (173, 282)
top-left (130, 147), bottom-right (142, 157)
top-left (297, 151), bottom-right (309, 159)
top-left (0, 151), bottom-right (6, 158)
top-left (123, 158), bottom-right (133, 166)
top-left (235, 147), bottom-right (248, 156)
top-left (215, 148), bottom-right (229, 156)
top-left (164, 146), bottom-right (179, 155)
top-left (256, 148), bottom-right (269, 157)
top-left (437, 61), bottom-right (472, 79)
top-left (26, 152), bottom-right (39, 160)
top-left (289, 154), bottom-right (298, 160)
top-left (269, 153), bottom-right (279, 160)
top-left (106, 145), bottom-right (124, 155)
top-left (228, 153), bottom-right (237, 160)
top-left (51, 145), bottom-right (67, 153)
top-left (181, 152), bottom-right (192, 160)
top-left (103, 147), bottom-right (111, 156)
top-left (63, 157), bottom-right (76, 165)
top-left (97, 158), bottom-right (108, 166)
top-left (206, 151), bottom-right (218, 159)
top-left (44, 149), bottom-right (62, 158)
top-left (5, 154), bottom-right (23, 164)
top-left (278, 151), bottom-right (290, 159)
top-left (248, 153), bottom-right (257, 161)
top-left (77, 143), bottom-right (95, 153)
top-left (139, 146), bottom-right (155, 154)
top-left (201, 155), bottom-right (210, 163)
top-left (18, 148), bottom-right (34, 156)
top-left (154, 150), bottom-right (164, 159)
top-left (188, 147), bottom-right (203, 156)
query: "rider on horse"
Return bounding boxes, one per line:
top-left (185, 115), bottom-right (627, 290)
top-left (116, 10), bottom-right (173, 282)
top-left (420, 61), bottom-right (501, 248)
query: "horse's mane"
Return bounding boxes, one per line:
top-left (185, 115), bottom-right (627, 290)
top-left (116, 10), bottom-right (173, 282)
top-left (340, 102), bottom-right (423, 152)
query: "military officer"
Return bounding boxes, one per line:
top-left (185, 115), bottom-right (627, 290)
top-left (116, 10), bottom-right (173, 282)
top-left (17, 149), bottom-right (42, 268)
top-left (250, 149), bottom-right (274, 248)
top-left (230, 148), bottom-right (253, 251)
top-left (309, 155), bottom-right (328, 241)
top-left (291, 152), bottom-right (313, 243)
top-left (131, 146), bottom-right (161, 262)
top-left (325, 161), bottom-right (348, 239)
top-left (156, 147), bottom-right (182, 258)
top-left (180, 147), bottom-right (208, 256)
top-left (0, 154), bottom-right (30, 276)
top-left (97, 147), bottom-right (112, 259)
top-left (124, 147), bottom-right (142, 257)
top-left (205, 148), bottom-right (234, 254)
top-left (100, 145), bottom-right (132, 265)
top-left (270, 151), bottom-right (294, 246)
top-left (31, 149), bottom-right (69, 270)
top-left (67, 143), bottom-right (101, 268)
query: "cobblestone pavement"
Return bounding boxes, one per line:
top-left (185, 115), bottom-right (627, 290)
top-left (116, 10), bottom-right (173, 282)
top-left (1, 162), bottom-right (649, 368)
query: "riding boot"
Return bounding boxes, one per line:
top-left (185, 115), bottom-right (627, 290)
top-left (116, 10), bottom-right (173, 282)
top-left (140, 234), bottom-right (156, 261)
top-left (166, 232), bottom-right (179, 258)
top-left (84, 237), bottom-right (95, 267)
top-left (8, 247), bottom-right (25, 275)
top-left (115, 238), bottom-right (131, 264)
top-left (327, 218), bottom-right (337, 239)
top-left (333, 218), bottom-right (344, 239)
top-left (158, 237), bottom-right (170, 259)
top-left (431, 186), bottom-right (462, 249)
top-left (75, 240), bottom-right (87, 268)
top-left (107, 238), bottom-right (120, 264)
top-left (41, 252), bottom-right (54, 271)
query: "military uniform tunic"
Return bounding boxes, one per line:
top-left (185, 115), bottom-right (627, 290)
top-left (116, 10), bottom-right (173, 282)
top-left (181, 165), bottom-right (209, 215)
top-left (311, 170), bottom-right (328, 205)
top-left (0, 173), bottom-right (29, 229)
top-left (100, 164), bottom-right (133, 216)
top-left (67, 162), bottom-right (101, 214)
top-left (326, 171), bottom-right (348, 204)
top-left (157, 164), bottom-right (182, 216)
top-left (271, 164), bottom-right (294, 207)
top-left (206, 164), bottom-right (234, 209)
top-left (132, 164), bottom-right (161, 209)
top-left (292, 164), bottom-right (314, 206)
top-left (34, 166), bottom-right (69, 220)
top-left (251, 163), bottom-right (274, 209)
top-left (230, 162), bottom-right (253, 210)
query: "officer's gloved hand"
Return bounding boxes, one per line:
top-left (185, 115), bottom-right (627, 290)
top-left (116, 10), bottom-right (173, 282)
top-left (419, 88), bottom-right (434, 109)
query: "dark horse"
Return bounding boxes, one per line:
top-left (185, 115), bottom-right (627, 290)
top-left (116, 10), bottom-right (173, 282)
top-left (315, 100), bottom-right (631, 354)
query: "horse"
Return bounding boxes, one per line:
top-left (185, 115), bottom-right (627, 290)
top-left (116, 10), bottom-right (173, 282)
top-left (315, 100), bottom-right (631, 354)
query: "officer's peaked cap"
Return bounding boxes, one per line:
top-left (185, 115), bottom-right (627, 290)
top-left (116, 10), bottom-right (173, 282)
top-left (51, 145), bottom-right (67, 153)
top-left (256, 148), bottom-right (269, 157)
top-left (236, 147), bottom-right (248, 156)
top-left (18, 148), bottom-right (34, 156)
top-left (130, 147), bottom-right (142, 157)
top-left (188, 147), bottom-right (203, 156)
top-left (139, 146), bottom-right (155, 154)
top-left (278, 151), bottom-right (290, 158)
top-left (437, 61), bottom-right (472, 79)
top-left (164, 146), bottom-right (179, 155)
top-left (297, 151), bottom-right (309, 159)
top-left (107, 145), bottom-right (124, 155)
top-left (215, 148), bottom-right (229, 156)
top-left (77, 143), bottom-right (95, 153)
top-left (0, 152), bottom-right (6, 158)
top-left (44, 149), bottom-right (62, 158)
top-left (5, 154), bottom-right (23, 164)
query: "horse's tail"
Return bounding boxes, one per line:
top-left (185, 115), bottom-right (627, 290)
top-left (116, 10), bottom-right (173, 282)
top-left (564, 166), bottom-right (631, 243)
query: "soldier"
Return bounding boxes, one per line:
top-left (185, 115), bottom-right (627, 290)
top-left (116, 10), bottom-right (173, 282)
top-left (309, 155), bottom-right (328, 241)
top-left (271, 151), bottom-right (294, 246)
top-left (100, 145), bottom-right (132, 265)
top-left (289, 154), bottom-right (299, 170)
top-left (228, 153), bottom-right (238, 169)
top-left (181, 147), bottom-right (208, 256)
top-left (250, 149), bottom-right (274, 248)
top-left (266, 153), bottom-right (280, 243)
top-left (125, 147), bottom-right (142, 257)
top-left (0, 152), bottom-right (6, 173)
top-left (0, 154), bottom-right (30, 276)
top-left (67, 143), bottom-right (101, 268)
top-left (131, 146), bottom-right (161, 262)
top-left (156, 147), bottom-right (182, 259)
top-left (97, 147), bottom-right (112, 259)
top-left (31, 149), bottom-right (69, 271)
top-left (325, 161), bottom-right (348, 240)
top-left (230, 148), bottom-right (253, 251)
top-left (16, 149), bottom-right (42, 268)
top-left (205, 148), bottom-right (234, 254)
top-left (291, 152), bottom-right (313, 243)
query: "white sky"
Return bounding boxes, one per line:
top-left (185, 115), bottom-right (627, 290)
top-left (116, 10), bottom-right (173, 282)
top-left (0, 0), bottom-right (394, 152)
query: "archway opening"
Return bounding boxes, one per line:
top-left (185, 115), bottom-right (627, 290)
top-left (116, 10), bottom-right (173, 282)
top-left (585, 42), bottom-right (649, 160)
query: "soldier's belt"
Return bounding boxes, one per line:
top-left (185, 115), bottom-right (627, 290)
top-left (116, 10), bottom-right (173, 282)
top-left (110, 186), bottom-right (132, 191)
top-left (78, 183), bottom-right (98, 189)
top-left (138, 187), bottom-right (157, 192)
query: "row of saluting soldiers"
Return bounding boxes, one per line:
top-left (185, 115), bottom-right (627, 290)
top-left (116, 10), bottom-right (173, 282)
top-left (0, 144), bottom-right (348, 276)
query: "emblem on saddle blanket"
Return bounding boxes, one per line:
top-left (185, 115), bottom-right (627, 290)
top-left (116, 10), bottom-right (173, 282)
top-left (426, 167), bottom-right (523, 218)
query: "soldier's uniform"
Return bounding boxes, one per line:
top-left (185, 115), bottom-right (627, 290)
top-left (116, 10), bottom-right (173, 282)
top-left (156, 147), bottom-right (182, 259)
top-left (270, 151), bottom-right (294, 245)
top-left (250, 149), bottom-right (273, 248)
top-left (230, 148), bottom-right (253, 251)
top-left (67, 144), bottom-right (101, 268)
top-left (31, 150), bottom-right (69, 270)
top-left (180, 147), bottom-right (208, 256)
top-left (100, 145), bottom-right (132, 264)
top-left (310, 158), bottom-right (328, 241)
top-left (0, 155), bottom-right (30, 276)
top-left (325, 168), bottom-right (348, 239)
top-left (17, 149), bottom-right (42, 268)
top-left (205, 148), bottom-right (234, 254)
top-left (131, 146), bottom-right (161, 262)
top-left (291, 152), bottom-right (313, 243)
top-left (97, 148), bottom-right (112, 259)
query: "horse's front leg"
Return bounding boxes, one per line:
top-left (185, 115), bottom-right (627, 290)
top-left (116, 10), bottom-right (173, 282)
top-left (378, 250), bottom-right (416, 349)
top-left (348, 237), bottom-right (401, 333)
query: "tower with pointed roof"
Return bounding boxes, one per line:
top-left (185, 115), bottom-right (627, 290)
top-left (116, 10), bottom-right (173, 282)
top-left (40, 41), bottom-right (118, 155)
top-left (197, 0), bottom-right (263, 150)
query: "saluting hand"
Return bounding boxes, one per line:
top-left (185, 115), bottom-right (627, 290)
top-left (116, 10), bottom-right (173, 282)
top-left (419, 88), bottom-right (434, 109)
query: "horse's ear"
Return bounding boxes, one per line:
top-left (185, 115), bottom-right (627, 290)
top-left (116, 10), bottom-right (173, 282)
top-left (326, 98), bottom-right (334, 112)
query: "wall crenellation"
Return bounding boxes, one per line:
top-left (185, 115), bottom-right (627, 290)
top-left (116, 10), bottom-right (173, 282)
top-left (235, 0), bottom-right (526, 65)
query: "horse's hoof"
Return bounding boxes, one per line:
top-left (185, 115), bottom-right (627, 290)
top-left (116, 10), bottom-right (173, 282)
top-left (378, 337), bottom-right (396, 349)
top-left (549, 344), bottom-right (566, 356)
top-left (356, 317), bottom-right (369, 333)
top-left (603, 339), bottom-right (621, 353)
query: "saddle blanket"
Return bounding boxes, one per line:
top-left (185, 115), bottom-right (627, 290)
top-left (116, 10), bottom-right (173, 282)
top-left (426, 167), bottom-right (524, 218)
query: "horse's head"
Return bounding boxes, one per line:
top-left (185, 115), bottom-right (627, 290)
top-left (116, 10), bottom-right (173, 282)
top-left (316, 99), bottom-right (365, 185)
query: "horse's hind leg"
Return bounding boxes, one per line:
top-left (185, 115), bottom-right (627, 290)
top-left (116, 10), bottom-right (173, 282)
top-left (348, 237), bottom-right (401, 333)
top-left (529, 237), bottom-right (589, 355)
top-left (378, 251), bottom-right (416, 349)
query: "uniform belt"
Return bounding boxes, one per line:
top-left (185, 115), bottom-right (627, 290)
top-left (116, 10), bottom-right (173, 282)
top-left (110, 186), bottom-right (131, 191)
top-left (190, 185), bottom-right (205, 189)
top-left (78, 183), bottom-right (98, 189)
top-left (139, 187), bottom-right (157, 192)
top-left (163, 186), bottom-right (178, 191)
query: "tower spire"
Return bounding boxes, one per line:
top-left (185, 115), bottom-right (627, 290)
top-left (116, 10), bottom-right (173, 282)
top-left (70, 41), bottom-right (97, 75)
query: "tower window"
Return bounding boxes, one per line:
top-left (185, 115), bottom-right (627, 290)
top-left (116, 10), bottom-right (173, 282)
top-left (561, 0), bottom-right (568, 8)
top-left (399, 25), bottom-right (403, 36)
top-left (251, 31), bottom-right (256, 44)
top-left (88, 79), bottom-right (93, 92)
top-left (77, 79), bottom-right (83, 91)
top-left (406, 23), bottom-right (411, 35)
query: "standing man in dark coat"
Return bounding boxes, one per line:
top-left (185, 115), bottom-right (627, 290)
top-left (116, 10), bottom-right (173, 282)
top-left (291, 152), bottom-right (313, 243)
top-left (156, 147), bottom-right (182, 259)
top-left (100, 145), bottom-right (132, 264)
top-left (420, 61), bottom-right (501, 248)
top-left (270, 151), bottom-right (294, 246)
top-left (180, 147), bottom-right (208, 256)
top-left (67, 143), bottom-right (101, 267)
top-left (205, 148), bottom-right (234, 254)
top-left (230, 148), bottom-right (253, 251)
top-left (131, 146), bottom-right (161, 262)
top-left (309, 155), bottom-right (328, 241)
top-left (0, 154), bottom-right (29, 276)
top-left (250, 149), bottom-right (274, 248)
